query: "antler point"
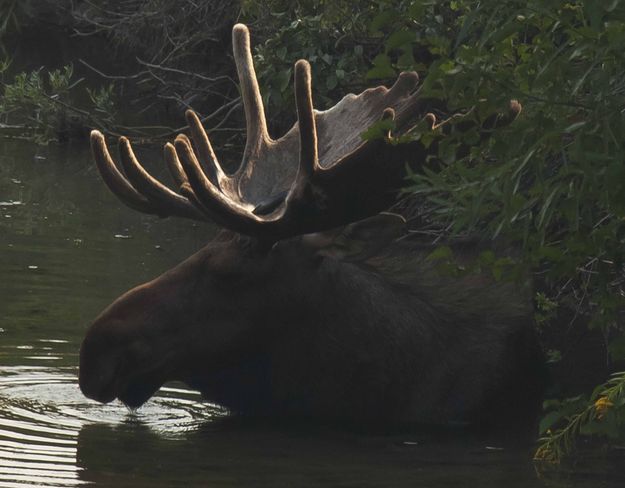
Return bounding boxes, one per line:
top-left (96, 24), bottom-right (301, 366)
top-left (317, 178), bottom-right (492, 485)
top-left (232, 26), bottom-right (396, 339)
top-left (232, 24), bottom-right (250, 46)
top-left (400, 71), bottom-right (419, 82)
top-left (233, 23), bottom-right (249, 34)
top-left (295, 59), bottom-right (310, 70)
top-left (425, 113), bottom-right (437, 129)
top-left (382, 108), bottom-right (396, 120)
top-left (175, 133), bottom-right (190, 145)
top-left (510, 99), bottom-right (522, 115)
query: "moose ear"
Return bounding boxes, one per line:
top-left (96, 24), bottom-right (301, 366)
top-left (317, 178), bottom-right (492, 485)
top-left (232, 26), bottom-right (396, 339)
top-left (303, 212), bottom-right (406, 261)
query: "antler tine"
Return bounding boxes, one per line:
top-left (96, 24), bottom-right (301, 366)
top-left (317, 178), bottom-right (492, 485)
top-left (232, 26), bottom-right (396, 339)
top-left (164, 142), bottom-right (188, 189)
top-left (388, 71), bottom-right (419, 98)
top-left (289, 59), bottom-right (319, 202)
top-left (381, 107), bottom-right (396, 124)
top-left (185, 110), bottom-right (227, 187)
top-left (174, 135), bottom-right (263, 234)
top-left (232, 24), bottom-right (270, 159)
top-left (388, 72), bottom-right (423, 129)
top-left (90, 130), bottom-right (159, 215)
top-left (117, 137), bottom-right (206, 220)
top-left (491, 99), bottom-right (522, 129)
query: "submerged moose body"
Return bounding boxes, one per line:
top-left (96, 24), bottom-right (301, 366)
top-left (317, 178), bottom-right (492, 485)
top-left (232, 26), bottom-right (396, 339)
top-left (79, 24), bottom-right (544, 428)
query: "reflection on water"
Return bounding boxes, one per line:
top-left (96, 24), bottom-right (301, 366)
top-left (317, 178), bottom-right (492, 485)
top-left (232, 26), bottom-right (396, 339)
top-left (1, 364), bottom-right (624, 488)
top-left (0, 368), bottom-right (80, 488)
top-left (0, 365), bottom-right (225, 487)
top-left (1, 139), bottom-right (624, 486)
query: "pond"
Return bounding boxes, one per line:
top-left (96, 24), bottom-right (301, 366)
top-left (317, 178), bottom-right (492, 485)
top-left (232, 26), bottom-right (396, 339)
top-left (0, 138), bottom-right (623, 487)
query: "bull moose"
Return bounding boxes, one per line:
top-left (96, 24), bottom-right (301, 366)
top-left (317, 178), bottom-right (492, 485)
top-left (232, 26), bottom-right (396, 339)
top-left (79, 24), bottom-right (544, 429)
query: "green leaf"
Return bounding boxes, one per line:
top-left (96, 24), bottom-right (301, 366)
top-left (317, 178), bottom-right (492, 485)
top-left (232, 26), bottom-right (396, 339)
top-left (537, 187), bottom-right (559, 228)
top-left (479, 250), bottom-right (496, 265)
top-left (563, 121), bottom-right (588, 133)
top-left (539, 410), bottom-right (565, 435)
top-left (386, 29), bottom-right (415, 50)
top-left (276, 46), bottom-right (287, 61)
top-left (454, 6), bottom-right (481, 49)
top-left (370, 11), bottom-right (397, 33)
top-left (360, 118), bottom-right (395, 141)
top-left (366, 53), bottom-right (395, 79)
top-left (426, 245), bottom-right (454, 262)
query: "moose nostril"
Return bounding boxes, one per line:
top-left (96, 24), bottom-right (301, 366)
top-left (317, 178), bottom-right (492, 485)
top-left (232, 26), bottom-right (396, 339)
top-left (79, 369), bottom-right (117, 403)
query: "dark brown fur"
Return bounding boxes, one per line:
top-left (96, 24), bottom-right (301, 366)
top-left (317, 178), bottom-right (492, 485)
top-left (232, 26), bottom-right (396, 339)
top-left (79, 219), bottom-right (545, 430)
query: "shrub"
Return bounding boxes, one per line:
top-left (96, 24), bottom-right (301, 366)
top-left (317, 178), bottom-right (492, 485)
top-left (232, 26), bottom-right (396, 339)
top-left (373, 0), bottom-right (625, 461)
top-left (246, 0), bottom-right (625, 460)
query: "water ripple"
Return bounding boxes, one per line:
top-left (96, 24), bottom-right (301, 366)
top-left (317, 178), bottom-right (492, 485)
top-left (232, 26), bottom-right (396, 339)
top-left (0, 365), bottom-right (224, 486)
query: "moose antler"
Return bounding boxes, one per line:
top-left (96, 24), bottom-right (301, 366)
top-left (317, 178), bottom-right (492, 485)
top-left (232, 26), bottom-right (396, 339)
top-left (90, 24), bottom-right (440, 240)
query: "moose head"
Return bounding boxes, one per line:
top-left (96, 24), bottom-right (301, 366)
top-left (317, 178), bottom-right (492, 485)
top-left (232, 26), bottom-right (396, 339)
top-left (79, 24), bottom-right (542, 427)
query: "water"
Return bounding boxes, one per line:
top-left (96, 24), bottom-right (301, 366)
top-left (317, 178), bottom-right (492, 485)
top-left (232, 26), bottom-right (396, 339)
top-left (0, 138), bottom-right (623, 486)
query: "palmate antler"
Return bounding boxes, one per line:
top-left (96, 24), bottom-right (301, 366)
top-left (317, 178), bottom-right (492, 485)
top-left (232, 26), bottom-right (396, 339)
top-left (90, 24), bottom-right (436, 241)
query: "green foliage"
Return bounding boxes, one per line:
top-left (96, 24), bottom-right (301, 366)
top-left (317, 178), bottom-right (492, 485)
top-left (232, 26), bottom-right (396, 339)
top-left (241, 0), bottom-right (374, 119)
top-left (535, 372), bottom-right (625, 463)
top-left (0, 1), bottom-right (238, 137)
top-left (535, 292), bottom-right (558, 328)
top-left (241, 4), bottom-right (625, 459)
top-left (245, 0), bottom-right (625, 460)
top-left (86, 84), bottom-right (116, 125)
top-left (364, 0), bottom-right (625, 459)
top-left (424, 244), bottom-right (520, 281)
top-left (360, 117), bottom-right (396, 142)
top-left (1, 66), bottom-right (73, 143)
top-left (0, 65), bottom-right (115, 143)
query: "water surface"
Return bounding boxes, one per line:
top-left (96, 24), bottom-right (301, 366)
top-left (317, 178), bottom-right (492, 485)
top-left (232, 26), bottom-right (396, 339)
top-left (0, 138), bottom-right (623, 486)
